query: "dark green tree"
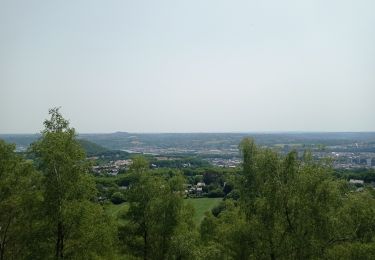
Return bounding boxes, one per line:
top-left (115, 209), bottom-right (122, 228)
top-left (0, 140), bottom-right (42, 260)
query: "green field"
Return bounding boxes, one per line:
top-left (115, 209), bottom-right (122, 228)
top-left (185, 197), bottom-right (222, 224)
top-left (104, 202), bottom-right (129, 225)
top-left (104, 197), bottom-right (222, 225)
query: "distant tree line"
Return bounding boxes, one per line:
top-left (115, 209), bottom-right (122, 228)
top-left (335, 168), bottom-right (375, 183)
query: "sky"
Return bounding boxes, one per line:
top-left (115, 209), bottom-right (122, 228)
top-left (1, 0), bottom-right (374, 133)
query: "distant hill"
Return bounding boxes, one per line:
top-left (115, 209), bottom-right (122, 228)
top-left (0, 134), bottom-right (110, 155)
top-left (2, 132), bottom-right (375, 155)
top-left (77, 139), bottom-right (108, 156)
top-left (79, 132), bottom-right (375, 151)
top-left (0, 134), bottom-right (40, 151)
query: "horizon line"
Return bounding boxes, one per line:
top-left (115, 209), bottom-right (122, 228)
top-left (1, 131), bottom-right (375, 135)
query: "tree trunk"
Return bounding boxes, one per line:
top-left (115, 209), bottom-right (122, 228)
top-left (56, 221), bottom-right (64, 259)
top-left (143, 229), bottom-right (148, 260)
top-left (0, 244), bottom-right (4, 260)
top-left (0, 216), bottom-right (12, 260)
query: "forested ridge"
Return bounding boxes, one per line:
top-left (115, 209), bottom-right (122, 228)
top-left (1, 109), bottom-right (375, 259)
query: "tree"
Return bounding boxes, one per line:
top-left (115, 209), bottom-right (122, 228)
top-left (129, 156), bottom-right (149, 175)
top-left (326, 189), bottom-right (375, 259)
top-left (237, 140), bottom-right (347, 259)
top-left (31, 108), bottom-right (115, 259)
top-left (0, 140), bottom-right (42, 260)
top-left (201, 138), bottom-right (375, 259)
top-left (111, 191), bottom-right (125, 204)
top-left (120, 157), bottom-right (195, 259)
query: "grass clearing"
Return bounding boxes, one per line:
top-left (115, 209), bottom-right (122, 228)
top-left (185, 197), bottom-right (222, 224)
top-left (103, 197), bottom-right (223, 226)
top-left (104, 202), bottom-right (129, 225)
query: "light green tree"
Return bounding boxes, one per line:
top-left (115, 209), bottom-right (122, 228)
top-left (31, 108), bottom-right (116, 259)
top-left (237, 139), bottom-right (347, 259)
top-left (200, 138), bottom-right (375, 259)
top-left (325, 189), bottom-right (375, 259)
top-left (120, 157), bottom-right (196, 260)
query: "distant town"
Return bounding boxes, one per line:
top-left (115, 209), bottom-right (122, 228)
top-left (2, 132), bottom-right (375, 172)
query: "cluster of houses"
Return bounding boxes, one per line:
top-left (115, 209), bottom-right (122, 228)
top-left (206, 158), bottom-right (241, 168)
top-left (92, 159), bottom-right (132, 176)
top-left (349, 179), bottom-right (375, 192)
top-left (329, 152), bottom-right (375, 169)
top-left (184, 182), bottom-right (206, 197)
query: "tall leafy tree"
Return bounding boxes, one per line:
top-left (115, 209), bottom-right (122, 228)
top-left (120, 157), bottom-right (195, 260)
top-left (201, 138), bottom-right (375, 259)
top-left (238, 139), bottom-right (348, 259)
top-left (0, 140), bottom-right (42, 260)
top-left (31, 108), bottom-right (115, 259)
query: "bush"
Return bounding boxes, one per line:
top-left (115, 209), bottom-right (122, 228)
top-left (111, 192), bottom-right (125, 204)
top-left (207, 188), bottom-right (224, 198)
top-left (211, 202), bottom-right (226, 217)
top-left (225, 189), bottom-right (240, 200)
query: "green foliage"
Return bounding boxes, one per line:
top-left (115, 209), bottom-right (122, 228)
top-left (4, 115), bottom-right (375, 259)
top-left (120, 157), bottom-right (198, 259)
top-left (207, 188), bottom-right (225, 198)
top-left (30, 107), bottom-right (116, 259)
top-left (203, 170), bottom-right (224, 185)
top-left (199, 138), bottom-right (375, 259)
top-left (335, 168), bottom-right (375, 182)
top-left (77, 139), bottom-right (108, 156)
top-left (129, 155), bottom-right (149, 175)
top-left (0, 140), bottom-right (42, 259)
top-left (111, 191), bottom-right (126, 204)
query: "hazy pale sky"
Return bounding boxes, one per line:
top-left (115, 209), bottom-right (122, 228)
top-left (1, 0), bottom-right (374, 133)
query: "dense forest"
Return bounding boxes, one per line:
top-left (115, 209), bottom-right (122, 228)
top-left (1, 109), bottom-right (375, 259)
